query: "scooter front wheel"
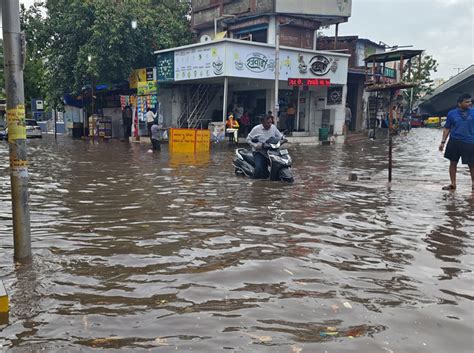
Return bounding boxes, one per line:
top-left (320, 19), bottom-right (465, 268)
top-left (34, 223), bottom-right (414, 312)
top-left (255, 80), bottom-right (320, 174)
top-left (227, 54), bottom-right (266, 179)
top-left (279, 168), bottom-right (294, 183)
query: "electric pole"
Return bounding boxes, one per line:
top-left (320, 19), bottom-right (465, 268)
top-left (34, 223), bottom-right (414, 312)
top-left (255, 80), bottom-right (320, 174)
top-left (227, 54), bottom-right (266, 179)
top-left (2, 0), bottom-right (32, 262)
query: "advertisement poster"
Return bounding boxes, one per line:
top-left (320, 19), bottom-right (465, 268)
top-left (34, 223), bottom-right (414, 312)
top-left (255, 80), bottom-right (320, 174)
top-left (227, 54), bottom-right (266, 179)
top-left (7, 105), bottom-right (26, 141)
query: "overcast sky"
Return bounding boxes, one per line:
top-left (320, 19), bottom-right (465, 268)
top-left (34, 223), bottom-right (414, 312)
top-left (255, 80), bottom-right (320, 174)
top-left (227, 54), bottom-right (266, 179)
top-left (10, 0), bottom-right (474, 80)
top-left (331, 0), bottom-right (474, 80)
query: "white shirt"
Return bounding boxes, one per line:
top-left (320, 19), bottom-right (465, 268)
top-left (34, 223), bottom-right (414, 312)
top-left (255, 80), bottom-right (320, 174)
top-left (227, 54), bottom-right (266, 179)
top-left (145, 110), bottom-right (156, 123)
top-left (246, 124), bottom-right (283, 151)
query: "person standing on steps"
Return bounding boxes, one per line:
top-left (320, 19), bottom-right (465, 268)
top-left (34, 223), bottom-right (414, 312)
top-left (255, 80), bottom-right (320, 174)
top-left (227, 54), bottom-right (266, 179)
top-left (145, 107), bottom-right (157, 138)
top-left (439, 93), bottom-right (474, 192)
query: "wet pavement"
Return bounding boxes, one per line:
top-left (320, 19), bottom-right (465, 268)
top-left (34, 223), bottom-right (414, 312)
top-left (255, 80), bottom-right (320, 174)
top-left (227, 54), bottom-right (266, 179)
top-left (0, 128), bottom-right (473, 352)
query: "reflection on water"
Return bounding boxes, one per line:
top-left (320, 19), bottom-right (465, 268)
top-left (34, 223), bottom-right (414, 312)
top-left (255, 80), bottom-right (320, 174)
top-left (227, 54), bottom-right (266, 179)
top-left (0, 129), bottom-right (473, 352)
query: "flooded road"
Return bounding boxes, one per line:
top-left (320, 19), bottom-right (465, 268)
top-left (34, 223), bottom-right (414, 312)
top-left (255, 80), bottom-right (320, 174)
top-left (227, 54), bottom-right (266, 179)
top-left (1, 129), bottom-right (473, 352)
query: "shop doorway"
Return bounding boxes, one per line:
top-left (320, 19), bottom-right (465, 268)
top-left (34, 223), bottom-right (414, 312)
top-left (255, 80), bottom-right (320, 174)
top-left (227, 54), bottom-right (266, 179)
top-left (346, 82), bottom-right (359, 132)
top-left (279, 89), bottom-right (300, 133)
top-left (230, 90), bottom-right (266, 128)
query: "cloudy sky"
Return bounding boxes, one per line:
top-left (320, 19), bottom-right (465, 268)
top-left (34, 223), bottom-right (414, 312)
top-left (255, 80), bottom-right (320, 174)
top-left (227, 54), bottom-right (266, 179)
top-left (11, 0), bottom-right (474, 80)
top-left (331, 0), bottom-right (473, 80)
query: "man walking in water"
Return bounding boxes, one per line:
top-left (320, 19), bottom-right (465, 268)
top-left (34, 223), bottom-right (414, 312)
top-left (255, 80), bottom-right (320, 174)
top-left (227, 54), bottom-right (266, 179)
top-left (439, 94), bottom-right (474, 191)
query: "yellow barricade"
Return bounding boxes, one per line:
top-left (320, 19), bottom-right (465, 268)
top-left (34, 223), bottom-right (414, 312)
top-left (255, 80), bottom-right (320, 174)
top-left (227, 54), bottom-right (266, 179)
top-left (0, 280), bottom-right (8, 314)
top-left (169, 129), bottom-right (210, 153)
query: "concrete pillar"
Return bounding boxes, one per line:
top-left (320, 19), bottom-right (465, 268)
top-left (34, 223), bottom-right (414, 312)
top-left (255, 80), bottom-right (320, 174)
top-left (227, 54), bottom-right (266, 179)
top-left (333, 84), bottom-right (348, 143)
top-left (266, 88), bottom-right (275, 117)
top-left (267, 16), bottom-right (276, 45)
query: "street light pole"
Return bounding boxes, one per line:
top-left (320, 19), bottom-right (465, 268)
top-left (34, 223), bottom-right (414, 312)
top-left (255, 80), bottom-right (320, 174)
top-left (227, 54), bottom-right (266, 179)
top-left (274, 23), bottom-right (281, 120)
top-left (87, 55), bottom-right (94, 139)
top-left (2, 0), bottom-right (32, 262)
top-left (274, 19), bottom-right (294, 124)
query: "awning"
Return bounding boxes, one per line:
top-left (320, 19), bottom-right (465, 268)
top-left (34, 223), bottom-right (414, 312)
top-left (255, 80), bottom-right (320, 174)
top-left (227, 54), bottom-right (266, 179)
top-left (365, 49), bottom-right (424, 63)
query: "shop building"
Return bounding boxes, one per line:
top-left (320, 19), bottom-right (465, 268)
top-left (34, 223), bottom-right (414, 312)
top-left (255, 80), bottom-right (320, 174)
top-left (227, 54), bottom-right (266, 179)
top-left (317, 36), bottom-right (386, 132)
top-left (155, 0), bottom-right (352, 143)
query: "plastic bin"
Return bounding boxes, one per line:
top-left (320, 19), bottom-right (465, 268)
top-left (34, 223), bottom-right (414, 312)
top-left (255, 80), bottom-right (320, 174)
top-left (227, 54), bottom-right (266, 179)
top-left (319, 127), bottom-right (329, 141)
top-left (72, 122), bottom-right (84, 138)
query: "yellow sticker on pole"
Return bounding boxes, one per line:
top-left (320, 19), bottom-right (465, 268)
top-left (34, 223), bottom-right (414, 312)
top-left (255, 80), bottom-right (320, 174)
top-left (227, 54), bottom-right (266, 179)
top-left (7, 105), bottom-right (26, 141)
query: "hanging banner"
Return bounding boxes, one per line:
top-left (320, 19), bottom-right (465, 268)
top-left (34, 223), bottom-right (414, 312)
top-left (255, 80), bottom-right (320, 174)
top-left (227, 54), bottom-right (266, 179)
top-left (7, 105), bottom-right (26, 141)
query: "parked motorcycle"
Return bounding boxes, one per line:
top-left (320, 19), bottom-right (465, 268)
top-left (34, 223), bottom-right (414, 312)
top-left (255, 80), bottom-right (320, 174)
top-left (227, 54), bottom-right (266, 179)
top-left (233, 137), bottom-right (294, 183)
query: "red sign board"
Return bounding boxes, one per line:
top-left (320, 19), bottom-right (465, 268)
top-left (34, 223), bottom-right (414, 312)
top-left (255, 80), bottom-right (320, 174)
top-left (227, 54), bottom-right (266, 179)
top-left (288, 78), bottom-right (331, 87)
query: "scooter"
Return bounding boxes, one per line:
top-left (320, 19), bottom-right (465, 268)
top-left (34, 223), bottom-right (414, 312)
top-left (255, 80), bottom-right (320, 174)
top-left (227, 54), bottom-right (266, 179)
top-left (233, 137), bottom-right (294, 183)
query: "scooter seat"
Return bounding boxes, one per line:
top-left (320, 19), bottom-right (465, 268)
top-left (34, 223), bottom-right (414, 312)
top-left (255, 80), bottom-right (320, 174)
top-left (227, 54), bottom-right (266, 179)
top-left (238, 148), bottom-right (255, 166)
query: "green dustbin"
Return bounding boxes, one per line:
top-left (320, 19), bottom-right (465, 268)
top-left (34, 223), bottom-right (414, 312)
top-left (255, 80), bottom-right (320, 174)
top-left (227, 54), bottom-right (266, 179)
top-left (319, 127), bottom-right (329, 141)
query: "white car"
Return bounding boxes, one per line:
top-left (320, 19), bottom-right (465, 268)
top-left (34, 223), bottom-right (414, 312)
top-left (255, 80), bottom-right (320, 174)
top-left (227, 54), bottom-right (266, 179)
top-left (25, 119), bottom-right (42, 138)
top-left (0, 119), bottom-right (42, 139)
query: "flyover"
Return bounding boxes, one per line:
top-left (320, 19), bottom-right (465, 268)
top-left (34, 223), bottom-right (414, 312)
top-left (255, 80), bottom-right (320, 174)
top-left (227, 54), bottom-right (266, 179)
top-left (417, 65), bottom-right (474, 116)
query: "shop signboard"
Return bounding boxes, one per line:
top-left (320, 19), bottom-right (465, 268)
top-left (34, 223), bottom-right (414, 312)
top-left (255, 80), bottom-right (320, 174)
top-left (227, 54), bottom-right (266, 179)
top-left (137, 81), bottom-right (158, 96)
top-left (275, 0), bottom-right (352, 18)
top-left (174, 43), bottom-right (226, 81)
top-left (156, 52), bottom-right (175, 82)
top-left (288, 78), bottom-right (331, 87)
top-left (146, 67), bottom-right (154, 81)
top-left (226, 42), bottom-right (348, 84)
top-left (129, 67), bottom-right (155, 88)
top-left (162, 40), bottom-right (348, 85)
top-left (327, 86), bottom-right (343, 105)
top-left (129, 68), bottom-right (147, 89)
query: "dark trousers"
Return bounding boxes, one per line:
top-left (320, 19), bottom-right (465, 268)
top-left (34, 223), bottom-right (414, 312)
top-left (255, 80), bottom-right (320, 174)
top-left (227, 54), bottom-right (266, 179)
top-left (286, 116), bottom-right (295, 133)
top-left (151, 138), bottom-right (161, 151)
top-left (123, 124), bottom-right (131, 139)
top-left (253, 152), bottom-right (269, 179)
top-left (240, 125), bottom-right (249, 137)
top-left (147, 122), bottom-right (154, 137)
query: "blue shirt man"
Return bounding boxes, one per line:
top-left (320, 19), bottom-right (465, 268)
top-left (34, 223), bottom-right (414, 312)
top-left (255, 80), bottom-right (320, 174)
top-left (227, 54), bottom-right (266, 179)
top-left (444, 107), bottom-right (474, 143)
top-left (439, 94), bottom-right (474, 191)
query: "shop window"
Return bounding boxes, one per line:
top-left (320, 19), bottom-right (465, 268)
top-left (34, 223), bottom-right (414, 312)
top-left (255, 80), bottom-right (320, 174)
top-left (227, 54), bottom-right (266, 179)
top-left (234, 25), bottom-right (268, 43)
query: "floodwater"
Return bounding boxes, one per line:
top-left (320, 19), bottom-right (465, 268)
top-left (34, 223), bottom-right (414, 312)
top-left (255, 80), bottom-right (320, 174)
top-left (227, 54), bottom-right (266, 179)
top-left (0, 129), bottom-right (473, 353)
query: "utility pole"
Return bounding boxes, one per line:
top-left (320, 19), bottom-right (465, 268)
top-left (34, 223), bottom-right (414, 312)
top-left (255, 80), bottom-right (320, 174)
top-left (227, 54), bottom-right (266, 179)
top-left (274, 21), bottom-right (280, 120)
top-left (2, 0), bottom-right (32, 262)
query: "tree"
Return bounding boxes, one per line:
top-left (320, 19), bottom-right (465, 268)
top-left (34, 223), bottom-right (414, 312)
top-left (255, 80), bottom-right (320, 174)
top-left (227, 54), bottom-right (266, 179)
top-left (20, 0), bottom-right (192, 109)
top-left (21, 2), bottom-right (48, 112)
top-left (403, 54), bottom-right (438, 108)
top-left (0, 39), bottom-right (4, 98)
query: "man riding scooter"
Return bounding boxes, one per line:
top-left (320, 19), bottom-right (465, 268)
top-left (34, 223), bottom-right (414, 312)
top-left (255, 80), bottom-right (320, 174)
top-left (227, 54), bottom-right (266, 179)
top-left (246, 115), bottom-right (283, 179)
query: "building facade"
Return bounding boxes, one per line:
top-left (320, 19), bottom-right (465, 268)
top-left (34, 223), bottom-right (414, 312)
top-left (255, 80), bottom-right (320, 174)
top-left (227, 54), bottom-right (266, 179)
top-left (317, 36), bottom-right (386, 132)
top-left (155, 0), bottom-right (353, 142)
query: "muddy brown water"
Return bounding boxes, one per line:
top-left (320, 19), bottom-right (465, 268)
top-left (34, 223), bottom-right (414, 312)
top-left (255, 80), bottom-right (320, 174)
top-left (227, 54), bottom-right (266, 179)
top-left (0, 129), bottom-right (473, 352)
